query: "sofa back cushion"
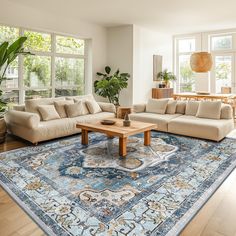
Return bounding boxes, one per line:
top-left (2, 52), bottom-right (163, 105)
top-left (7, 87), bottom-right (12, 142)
top-left (65, 101), bottom-right (85, 118)
top-left (196, 101), bottom-right (222, 119)
top-left (221, 104), bottom-right (233, 119)
top-left (185, 101), bottom-right (200, 116)
top-left (86, 100), bottom-right (102, 114)
top-left (146, 99), bottom-right (169, 114)
top-left (54, 100), bottom-right (74, 118)
top-left (166, 100), bottom-right (177, 114)
top-left (25, 97), bottom-right (65, 119)
top-left (176, 101), bottom-right (186, 114)
top-left (37, 105), bottom-right (60, 121)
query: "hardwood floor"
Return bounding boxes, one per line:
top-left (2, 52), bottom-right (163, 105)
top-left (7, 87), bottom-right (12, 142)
top-left (0, 135), bottom-right (236, 236)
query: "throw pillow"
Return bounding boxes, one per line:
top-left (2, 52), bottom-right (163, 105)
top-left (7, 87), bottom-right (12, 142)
top-left (54, 100), bottom-right (74, 118)
top-left (86, 100), bottom-right (102, 114)
top-left (65, 101), bottom-right (84, 118)
top-left (74, 99), bottom-right (90, 115)
top-left (185, 101), bottom-right (200, 116)
top-left (146, 99), bottom-right (169, 114)
top-left (166, 100), bottom-right (177, 114)
top-left (196, 101), bottom-right (222, 119)
top-left (37, 105), bottom-right (60, 121)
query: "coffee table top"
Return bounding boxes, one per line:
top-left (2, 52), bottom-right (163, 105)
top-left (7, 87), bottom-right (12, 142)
top-left (76, 118), bottom-right (157, 138)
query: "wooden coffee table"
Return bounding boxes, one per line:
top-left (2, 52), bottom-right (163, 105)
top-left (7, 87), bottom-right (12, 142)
top-left (76, 119), bottom-right (157, 157)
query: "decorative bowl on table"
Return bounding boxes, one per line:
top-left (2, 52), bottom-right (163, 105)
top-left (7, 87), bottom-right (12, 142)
top-left (101, 120), bottom-right (116, 125)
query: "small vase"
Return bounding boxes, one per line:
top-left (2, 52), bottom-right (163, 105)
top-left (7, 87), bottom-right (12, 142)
top-left (123, 112), bottom-right (131, 127)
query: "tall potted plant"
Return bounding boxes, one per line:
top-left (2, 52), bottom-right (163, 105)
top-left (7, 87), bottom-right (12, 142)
top-left (94, 66), bottom-right (130, 106)
top-left (0, 36), bottom-right (31, 143)
top-left (157, 69), bottom-right (176, 88)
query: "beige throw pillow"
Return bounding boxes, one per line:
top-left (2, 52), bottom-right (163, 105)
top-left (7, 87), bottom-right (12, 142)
top-left (74, 99), bottom-right (90, 115)
top-left (146, 99), bottom-right (169, 114)
top-left (166, 100), bottom-right (177, 114)
top-left (196, 101), bottom-right (222, 119)
top-left (185, 101), bottom-right (200, 116)
top-left (65, 101), bottom-right (85, 118)
top-left (86, 100), bottom-right (102, 114)
top-left (176, 101), bottom-right (186, 114)
top-left (37, 105), bottom-right (60, 121)
top-left (54, 100), bottom-right (74, 118)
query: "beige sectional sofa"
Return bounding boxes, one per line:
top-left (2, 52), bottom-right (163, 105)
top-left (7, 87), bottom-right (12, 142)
top-left (130, 99), bottom-right (234, 141)
top-left (5, 94), bottom-right (116, 144)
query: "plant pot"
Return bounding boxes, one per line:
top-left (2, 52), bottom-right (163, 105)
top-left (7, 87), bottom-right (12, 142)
top-left (0, 118), bottom-right (7, 144)
top-left (164, 81), bottom-right (170, 88)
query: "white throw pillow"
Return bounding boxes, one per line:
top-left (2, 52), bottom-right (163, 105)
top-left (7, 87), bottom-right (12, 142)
top-left (54, 100), bottom-right (74, 118)
top-left (86, 100), bottom-right (102, 114)
top-left (37, 105), bottom-right (60, 121)
top-left (146, 99), bottom-right (169, 114)
top-left (185, 101), bottom-right (200, 116)
top-left (196, 101), bottom-right (222, 119)
top-left (74, 99), bottom-right (90, 115)
top-left (65, 101), bottom-right (85, 118)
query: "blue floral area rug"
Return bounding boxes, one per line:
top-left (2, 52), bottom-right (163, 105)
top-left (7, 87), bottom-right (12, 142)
top-left (0, 132), bottom-right (236, 236)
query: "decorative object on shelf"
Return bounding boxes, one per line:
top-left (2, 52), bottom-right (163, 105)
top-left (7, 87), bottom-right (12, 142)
top-left (152, 88), bottom-right (174, 99)
top-left (158, 83), bottom-right (166, 88)
top-left (100, 120), bottom-right (116, 125)
top-left (117, 107), bottom-right (132, 119)
top-left (123, 112), bottom-right (131, 127)
top-left (153, 55), bottom-right (163, 81)
top-left (156, 69), bottom-right (177, 88)
top-left (94, 66), bottom-right (130, 106)
top-left (190, 52), bottom-right (213, 72)
top-left (0, 36), bottom-right (32, 143)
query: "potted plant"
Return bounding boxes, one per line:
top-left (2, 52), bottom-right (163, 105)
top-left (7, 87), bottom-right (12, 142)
top-left (94, 66), bottom-right (130, 106)
top-left (0, 36), bottom-right (31, 143)
top-left (157, 69), bottom-right (177, 88)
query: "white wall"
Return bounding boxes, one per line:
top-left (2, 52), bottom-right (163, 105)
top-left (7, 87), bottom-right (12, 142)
top-left (0, 0), bottom-right (107, 96)
top-left (133, 26), bottom-right (172, 103)
top-left (107, 25), bottom-right (134, 106)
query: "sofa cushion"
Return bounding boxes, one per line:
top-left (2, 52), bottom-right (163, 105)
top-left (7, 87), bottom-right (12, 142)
top-left (74, 99), bottom-right (90, 115)
top-left (133, 104), bottom-right (146, 113)
top-left (185, 101), bottom-right (200, 116)
top-left (168, 115), bottom-right (234, 141)
top-left (129, 112), bottom-right (182, 132)
top-left (86, 100), bottom-right (102, 114)
top-left (38, 105), bottom-right (60, 121)
top-left (65, 101), bottom-right (85, 118)
top-left (54, 100), bottom-right (74, 118)
top-left (97, 102), bottom-right (116, 113)
top-left (221, 104), bottom-right (233, 119)
top-left (176, 101), bottom-right (186, 114)
top-left (146, 99), bottom-right (169, 114)
top-left (166, 100), bottom-right (177, 114)
top-left (196, 101), bottom-right (222, 119)
top-left (25, 97), bottom-right (65, 119)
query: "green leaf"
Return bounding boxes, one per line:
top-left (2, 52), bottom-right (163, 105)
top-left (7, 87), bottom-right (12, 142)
top-left (0, 42), bottom-right (9, 68)
top-left (105, 66), bottom-right (111, 74)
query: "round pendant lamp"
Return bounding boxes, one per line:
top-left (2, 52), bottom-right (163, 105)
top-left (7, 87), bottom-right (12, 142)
top-left (190, 52), bottom-right (213, 72)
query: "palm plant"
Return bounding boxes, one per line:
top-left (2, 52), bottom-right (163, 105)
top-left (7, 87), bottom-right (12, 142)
top-left (157, 69), bottom-right (177, 88)
top-left (94, 66), bottom-right (130, 105)
top-left (0, 36), bottom-right (32, 113)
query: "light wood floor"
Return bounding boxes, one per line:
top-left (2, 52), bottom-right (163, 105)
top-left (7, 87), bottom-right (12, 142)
top-left (0, 135), bottom-right (236, 236)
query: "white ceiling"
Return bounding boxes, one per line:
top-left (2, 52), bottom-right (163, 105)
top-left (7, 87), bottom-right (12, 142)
top-left (10, 0), bottom-right (236, 34)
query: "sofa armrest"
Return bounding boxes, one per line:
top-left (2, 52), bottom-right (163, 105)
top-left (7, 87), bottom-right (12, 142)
top-left (97, 102), bottom-right (116, 113)
top-left (221, 104), bottom-right (233, 119)
top-left (133, 104), bottom-right (146, 113)
top-left (5, 110), bottom-right (40, 129)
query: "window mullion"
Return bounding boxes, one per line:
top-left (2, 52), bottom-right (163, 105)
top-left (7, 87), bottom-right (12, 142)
top-left (51, 33), bottom-right (56, 98)
top-left (19, 28), bottom-right (24, 104)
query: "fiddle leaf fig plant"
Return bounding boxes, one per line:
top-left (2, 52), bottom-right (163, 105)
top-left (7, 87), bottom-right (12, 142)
top-left (94, 66), bottom-right (130, 106)
top-left (0, 36), bottom-right (32, 114)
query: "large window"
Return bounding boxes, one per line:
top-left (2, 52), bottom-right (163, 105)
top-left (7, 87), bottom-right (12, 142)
top-left (0, 24), bottom-right (86, 104)
top-left (174, 37), bottom-right (196, 92)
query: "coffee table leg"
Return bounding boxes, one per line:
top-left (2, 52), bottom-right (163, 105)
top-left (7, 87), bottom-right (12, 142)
top-left (144, 130), bottom-right (151, 146)
top-left (81, 129), bottom-right (88, 145)
top-left (119, 137), bottom-right (127, 157)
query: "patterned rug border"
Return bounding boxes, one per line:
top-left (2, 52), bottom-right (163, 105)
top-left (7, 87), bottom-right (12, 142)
top-left (165, 156), bottom-right (236, 236)
top-left (0, 134), bottom-right (236, 236)
top-left (0, 175), bottom-right (55, 236)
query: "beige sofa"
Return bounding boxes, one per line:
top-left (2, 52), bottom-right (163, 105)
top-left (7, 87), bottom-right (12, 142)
top-left (5, 94), bottom-right (116, 144)
top-left (130, 99), bottom-right (234, 141)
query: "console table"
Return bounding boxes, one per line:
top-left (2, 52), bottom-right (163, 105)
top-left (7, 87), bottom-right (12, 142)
top-left (152, 88), bottom-right (173, 99)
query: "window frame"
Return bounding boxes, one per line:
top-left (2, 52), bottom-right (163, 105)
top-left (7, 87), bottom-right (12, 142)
top-left (0, 24), bottom-right (88, 104)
